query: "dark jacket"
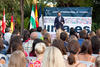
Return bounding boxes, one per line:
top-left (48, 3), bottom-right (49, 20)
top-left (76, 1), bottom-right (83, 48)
top-left (54, 16), bottom-right (65, 30)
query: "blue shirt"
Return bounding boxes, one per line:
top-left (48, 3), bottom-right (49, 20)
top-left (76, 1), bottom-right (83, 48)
top-left (78, 38), bottom-right (85, 46)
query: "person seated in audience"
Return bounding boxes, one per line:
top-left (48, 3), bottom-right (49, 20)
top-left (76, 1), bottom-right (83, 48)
top-left (67, 40), bottom-right (86, 67)
top-left (69, 35), bottom-right (78, 42)
top-left (35, 42), bottom-right (46, 62)
top-left (78, 30), bottom-right (87, 46)
top-left (23, 32), bottom-right (38, 54)
top-left (36, 27), bottom-right (43, 40)
top-left (29, 28), bottom-right (36, 34)
top-left (29, 39), bottom-right (44, 57)
top-left (22, 29), bottom-right (30, 42)
top-left (4, 27), bottom-right (12, 44)
top-left (44, 33), bottom-right (51, 46)
top-left (0, 38), bottom-right (8, 55)
top-left (6, 36), bottom-right (27, 64)
top-left (41, 29), bottom-right (47, 37)
top-left (11, 29), bottom-right (20, 38)
top-left (96, 29), bottom-right (100, 38)
top-left (8, 50), bottom-right (26, 67)
top-left (28, 42), bottom-right (46, 67)
top-left (89, 31), bottom-right (96, 39)
top-left (69, 27), bottom-right (78, 38)
top-left (0, 54), bottom-right (7, 67)
top-left (7, 36), bottom-right (24, 54)
top-left (41, 46), bottom-right (66, 67)
top-left (78, 40), bottom-right (95, 67)
top-left (60, 32), bottom-right (69, 52)
top-left (52, 39), bottom-right (67, 60)
top-left (0, 31), bottom-right (9, 46)
top-left (95, 56), bottom-right (100, 67)
top-left (91, 36), bottom-right (100, 57)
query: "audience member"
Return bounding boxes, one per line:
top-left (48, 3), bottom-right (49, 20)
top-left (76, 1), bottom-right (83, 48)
top-left (28, 42), bottom-right (46, 67)
top-left (4, 28), bottom-right (12, 44)
top-left (11, 29), bottom-right (20, 38)
top-left (29, 29), bottom-right (36, 34)
top-left (91, 36), bottom-right (100, 57)
top-left (44, 33), bottom-right (51, 46)
top-left (52, 39), bottom-right (67, 60)
top-left (69, 35), bottom-right (78, 42)
top-left (95, 56), bottom-right (100, 67)
top-left (78, 30), bottom-right (87, 46)
top-left (41, 46), bottom-right (66, 67)
top-left (78, 40), bottom-right (95, 67)
top-left (96, 29), bottom-right (100, 38)
top-left (7, 36), bottom-right (24, 54)
top-left (23, 29), bottom-right (30, 42)
top-left (60, 32), bottom-right (69, 52)
top-left (29, 39), bottom-right (44, 57)
top-left (0, 31), bottom-right (9, 46)
top-left (23, 32), bottom-right (38, 54)
top-left (69, 27), bottom-right (78, 38)
top-left (37, 27), bottom-right (43, 40)
top-left (8, 50), bottom-right (26, 67)
top-left (0, 38), bottom-right (8, 55)
top-left (41, 29), bottom-right (47, 37)
top-left (67, 40), bottom-right (86, 67)
top-left (89, 31), bottom-right (96, 39)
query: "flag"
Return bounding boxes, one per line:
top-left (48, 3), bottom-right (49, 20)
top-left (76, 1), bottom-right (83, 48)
top-left (39, 6), bottom-right (44, 29)
top-left (35, 1), bottom-right (39, 28)
top-left (10, 16), bottom-right (14, 32)
top-left (1, 9), bottom-right (6, 33)
top-left (30, 5), bottom-right (36, 29)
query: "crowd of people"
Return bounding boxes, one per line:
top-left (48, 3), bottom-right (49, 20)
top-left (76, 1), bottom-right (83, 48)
top-left (0, 27), bottom-right (100, 67)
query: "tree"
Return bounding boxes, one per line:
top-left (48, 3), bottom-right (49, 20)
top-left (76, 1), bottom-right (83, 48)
top-left (20, 0), bottom-right (24, 35)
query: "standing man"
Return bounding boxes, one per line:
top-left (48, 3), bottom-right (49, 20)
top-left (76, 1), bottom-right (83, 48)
top-left (54, 12), bottom-right (65, 31)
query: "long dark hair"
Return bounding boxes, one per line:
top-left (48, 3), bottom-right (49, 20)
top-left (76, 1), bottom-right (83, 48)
top-left (23, 29), bottom-right (30, 42)
top-left (7, 36), bottom-right (23, 54)
top-left (30, 39), bottom-right (44, 54)
top-left (68, 40), bottom-right (80, 65)
top-left (91, 36), bottom-right (100, 54)
top-left (80, 40), bottom-right (92, 55)
top-left (0, 38), bottom-right (4, 51)
top-left (52, 39), bottom-right (66, 55)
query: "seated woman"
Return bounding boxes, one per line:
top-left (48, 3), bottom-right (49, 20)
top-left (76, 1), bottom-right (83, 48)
top-left (44, 33), bottom-right (51, 46)
top-left (95, 56), bottom-right (100, 67)
top-left (8, 50), bottom-right (26, 67)
top-left (52, 39), bottom-right (67, 60)
top-left (28, 42), bottom-right (46, 67)
top-left (41, 46), bottom-right (66, 67)
top-left (66, 40), bottom-right (86, 67)
top-left (78, 40), bottom-right (95, 67)
top-left (29, 39), bottom-right (44, 57)
top-left (6, 36), bottom-right (27, 64)
top-left (91, 36), bottom-right (100, 57)
top-left (0, 38), bottom-right (8, 55)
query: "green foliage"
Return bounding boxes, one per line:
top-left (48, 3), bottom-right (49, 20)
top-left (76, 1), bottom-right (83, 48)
top-left (24, 17), bottom-right (29, 29)
top-left (92, 22), bottom-right (100, 32)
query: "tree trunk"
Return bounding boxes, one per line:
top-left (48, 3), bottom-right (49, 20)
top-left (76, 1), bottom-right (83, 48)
top-left (20, 0), bottom-right (24, 35)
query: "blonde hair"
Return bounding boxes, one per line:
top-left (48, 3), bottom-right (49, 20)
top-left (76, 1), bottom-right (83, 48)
top-left (41, 46), bottom-right (65, 67)
top-left (95, 56), bottom-right (100, 67)
top-left (35, 42), bottom-right (46, 55)
top-left (8, 50), bottom-right (26, 67)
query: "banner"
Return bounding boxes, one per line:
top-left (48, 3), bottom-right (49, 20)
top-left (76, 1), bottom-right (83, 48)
top-left (44, 7), bottom-right (92, 38)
